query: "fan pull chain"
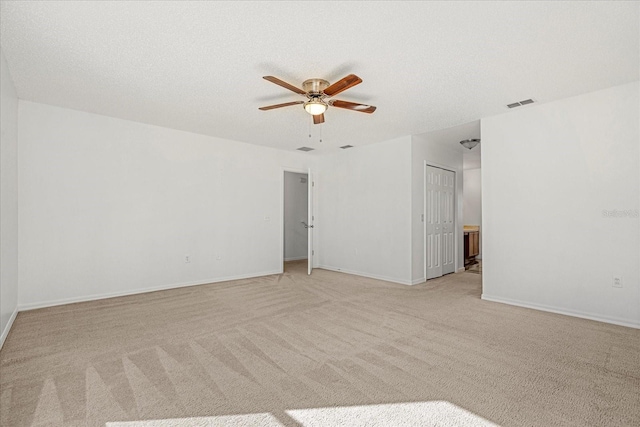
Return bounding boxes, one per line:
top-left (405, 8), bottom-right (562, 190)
top-left (306, 118), bottom-right (323, 143)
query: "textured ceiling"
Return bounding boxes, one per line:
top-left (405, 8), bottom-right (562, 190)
top-left (1, 1), bottom-right (638, 153)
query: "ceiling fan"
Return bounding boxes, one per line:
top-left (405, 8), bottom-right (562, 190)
top-left (259, 74), bottom-right (376, 124)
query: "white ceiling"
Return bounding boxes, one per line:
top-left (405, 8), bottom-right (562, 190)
top-left (1, 1), bottom-right (638, 153)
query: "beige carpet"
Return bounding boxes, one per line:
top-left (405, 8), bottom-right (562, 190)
top-left (1, 261), bottom-right (638, 426)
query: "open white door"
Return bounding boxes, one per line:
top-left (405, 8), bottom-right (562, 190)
top-left (442, 169), bottom-right (455, 275)
top-left (426, 164), bottom-right (456, 279)
top-left (307, 168), bottom-right (314, 275)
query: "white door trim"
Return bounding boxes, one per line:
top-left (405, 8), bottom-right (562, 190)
top-left (307, 168), bottom-right (313, 275)
top-left (424, 161), bottom-right (457, 281)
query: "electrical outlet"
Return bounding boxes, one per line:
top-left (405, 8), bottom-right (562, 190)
top-left (613, 276), bottom-right (623, 288)
top-left (185, 255), bottom-right (191, 263)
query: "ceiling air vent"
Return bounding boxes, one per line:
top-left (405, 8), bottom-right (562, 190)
top-left (507, 99), bottom-right (535, 108)
top-left (340, 145), bottom-right (354, 149)
top-left (297, 147), bottom-right (314, 152)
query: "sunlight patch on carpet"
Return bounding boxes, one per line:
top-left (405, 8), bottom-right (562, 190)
top-left (287, 401), bottom-right (498, 426)
top-left (106, 401), bottom-right (499, 426)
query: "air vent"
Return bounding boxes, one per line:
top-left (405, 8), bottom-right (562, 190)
top-left (340, 145), bottom-right (354, 149)
top-left (297, 147), bottom-right (314, 152)
top-left (507, 99), bottom-right (535, 108)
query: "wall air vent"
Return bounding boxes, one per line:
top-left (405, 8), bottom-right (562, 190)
top-left (297, 147), bottom-right (314, 152)
top-left (340, 145), bottom-right (354, 149)
top-left (507, 99), bottom-right (535, 108)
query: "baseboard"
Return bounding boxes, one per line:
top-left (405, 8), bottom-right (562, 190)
top-left (456, 267), bottom-right (466, 273)
top-left (318, 265), bottom-right (413, 286)
top-left (18, 269), bottom-right (282, 312)
top-left (411, 277), bottom-right (425, 285)
top-left (284, 256), bottom-right (308, 262)
top-left (481, 294), bottom-right (640, 329)
top-left (0, 308), bottom-right (18, 350)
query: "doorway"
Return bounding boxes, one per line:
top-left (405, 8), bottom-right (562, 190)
top-left (462, 156), bottom-right (482, 274)
top-left (282, 169), bottom-right (314, 275)
top-left (425, 164), bottom-right (456, 279)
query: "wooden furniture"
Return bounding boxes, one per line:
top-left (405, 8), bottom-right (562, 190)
top-left (464, 226), bottom-right (479, 267)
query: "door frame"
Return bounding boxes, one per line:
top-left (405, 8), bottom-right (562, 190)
top-left (424, 161), bottom-right (458, 281)
top-left (280, 167), bottom-right (312, 274)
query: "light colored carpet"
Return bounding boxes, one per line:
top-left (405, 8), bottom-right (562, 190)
top-left (1, 261), bottom-right (638, 426)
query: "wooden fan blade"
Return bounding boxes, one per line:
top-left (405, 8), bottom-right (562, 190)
top-left (259, 101), bottom-right (304, 111)
top-left (313, 113), bottom-right (325, 125)
top-left (263, 76), bottom-right (306, 95)
top-left (331, 100), bottom-right (376, 114)
top-left (323, 74), bottom-right (362, 97)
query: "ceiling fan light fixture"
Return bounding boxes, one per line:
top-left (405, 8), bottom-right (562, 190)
top-left (460, 138), bottom-right (480, 150)
top-left (304, 100), bottom-right (327, 116)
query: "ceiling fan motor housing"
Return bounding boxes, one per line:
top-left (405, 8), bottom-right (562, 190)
top-left (302, 79), bottom-right (330, 96)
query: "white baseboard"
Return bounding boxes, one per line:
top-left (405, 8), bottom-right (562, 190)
top-left (456, 267), bottom-right (466, 273)
top-left (18, 270), bottom-right (282, 312)
top-left (0, 308), bottom-right (18, 350)
top-left (318, 265), bottom-right (413, 286)
top-left (284, 256), bottom-right (308, 262)
top-left (481, 294), bottom-right (640, 329)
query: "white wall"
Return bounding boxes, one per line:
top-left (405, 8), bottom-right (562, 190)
top-left (411, 134), bottom-right (465, 282)
top-left (0, 49), bottom-right (20, 347)
top-left (17, 101), bottom-right (312, 309)
top-left (482, 81), bottom-right (640, 327)
top-left (317, 136), bottom-right (413, 284)
top-left (463, 167), bottom-right (482, 258)
top-left (284, 172), bottom-right (308, 261)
